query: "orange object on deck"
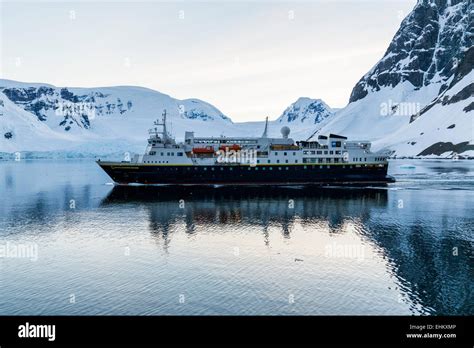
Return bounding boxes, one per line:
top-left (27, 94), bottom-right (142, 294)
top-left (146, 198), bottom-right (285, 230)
top-left (192, 146), bottom-right (215, 154)
top-left (219, 144), bottom-right (241, 151)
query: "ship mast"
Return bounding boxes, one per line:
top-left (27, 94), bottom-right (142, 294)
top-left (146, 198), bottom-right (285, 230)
top-left (152, 109), bottom-right (169, 143)
top-left (262, 116), bottom-right (269, 138)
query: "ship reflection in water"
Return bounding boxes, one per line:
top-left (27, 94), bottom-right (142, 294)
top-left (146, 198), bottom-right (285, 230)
top-left (0, 160), bottom-right (472, 315)
top-left (102, 185), bottom-right (389, 247)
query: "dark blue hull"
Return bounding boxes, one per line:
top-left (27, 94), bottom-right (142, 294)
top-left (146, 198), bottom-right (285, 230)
top-left (97, 162), bottom-right (394, 185)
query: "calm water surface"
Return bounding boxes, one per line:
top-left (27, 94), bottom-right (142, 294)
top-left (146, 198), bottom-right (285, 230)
top-left (0, 159), bottom-right (473, 315)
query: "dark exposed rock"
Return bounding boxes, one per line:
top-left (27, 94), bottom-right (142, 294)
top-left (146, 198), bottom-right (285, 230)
top-left (417, 141), bottom-right (474, 156)
top-left (350, 0), bottom-right (472, 104)
top-left (464, 102), bottom-right (474, 112)
top-left (442, 84), bottom-right (474, 105)
top-left (60, 88), bottom-right (79, 103)
top-left (447, 124), bottom-right (455, 129)
top-left (4, 132), bottom-right (13, 139)
top-left (0, 85), bottom-right (129, 131)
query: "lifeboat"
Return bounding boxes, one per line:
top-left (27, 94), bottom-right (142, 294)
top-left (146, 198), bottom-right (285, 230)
top-left (192, 146), bottom-right (215, 154)
top-left (219, 144), bottom-right (241, 151)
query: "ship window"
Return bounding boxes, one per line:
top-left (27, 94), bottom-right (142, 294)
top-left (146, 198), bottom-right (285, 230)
top-left (285, 160), bottom-right (288, 163)
top-left (161, 152), bottom-right (164, 156)
top-left (277, 160), bottom-right (280, 163)
top-left (274, 152), bottom-right (277, 156)
top-left (324, 151), bottom-right (328, 155)
top-left (278, 167), bottom-right (282, 170)
top-left (293, 152), bottom-right (296, 156)
top-left (257, 160), bottom-right (260, 164)
top-left (262, 167), bottom-right (266, 170)
top-left (255, 167), bottom-right (258, 170)
top-left (248, 167), bottom-right (251, 170)
top-left (318, 158), bottom-right (323, 163)
top-left (334, 158), bottom-right (339, 163)
top-left (320, 165), bottom-right (323, 169)
top-left (269, 167), bottom-right (273, 170)
top-left (317, 151), bottom-right (322, 155)
top-left (204, 167), bottom-right (207, 171)
top-left (335, 151), bottom-right (341, 155)
top-left (330, 151), bottom-right (334, 155)
top-left (229, 167), bottom-right (233, 171)
top-left (285, 167), bottom-right (289, 170)
top-left (304, 166), bottom-right (307, 169)
top-left (167, 152), bottom-right (170, 156)
top-left (211, 167), bottom-right (214, 171)
top-left (177, 152), bottom-right (183, 156)
top-left (221, 167), bottom-right (224, 171)
top-left (364, 158), bottom-right (367, 161)
top-left (295, 160), bottom-right (298, 163)
top-left (149, 151), bottom-right (156, 155)
top-left (267, 160), bottom-right (270, 164)
top-left (284, 152), bottom-right (287, 156)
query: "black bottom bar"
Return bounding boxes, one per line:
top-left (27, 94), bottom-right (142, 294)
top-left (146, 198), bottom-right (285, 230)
top-left (0, 316), bottom-right (472, 346)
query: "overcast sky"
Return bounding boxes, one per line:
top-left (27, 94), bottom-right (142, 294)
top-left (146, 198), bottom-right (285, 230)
top-left (0, 0), bottom-right (416, 122)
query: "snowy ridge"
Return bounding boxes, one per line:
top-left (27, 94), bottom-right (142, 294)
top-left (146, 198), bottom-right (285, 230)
top-left (276, 97), bottom-right (333, 125)
top-left (0, 80), bottom-right (237, 154)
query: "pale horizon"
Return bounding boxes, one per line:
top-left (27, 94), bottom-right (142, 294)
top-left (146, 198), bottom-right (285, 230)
top-left (0, 0), bottom-right (416, 122)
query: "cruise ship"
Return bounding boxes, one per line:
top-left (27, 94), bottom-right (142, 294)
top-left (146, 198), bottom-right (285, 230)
top-left (97, 111), bottom-right (394, 185)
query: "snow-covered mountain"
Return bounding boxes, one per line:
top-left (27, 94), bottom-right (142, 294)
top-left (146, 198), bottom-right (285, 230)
top-left (320, 0), bottom-right (473, 157)
top-left (276, 97), bottom-right (333, 126)
top-left (0, 79), bottom-right (238, 155)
